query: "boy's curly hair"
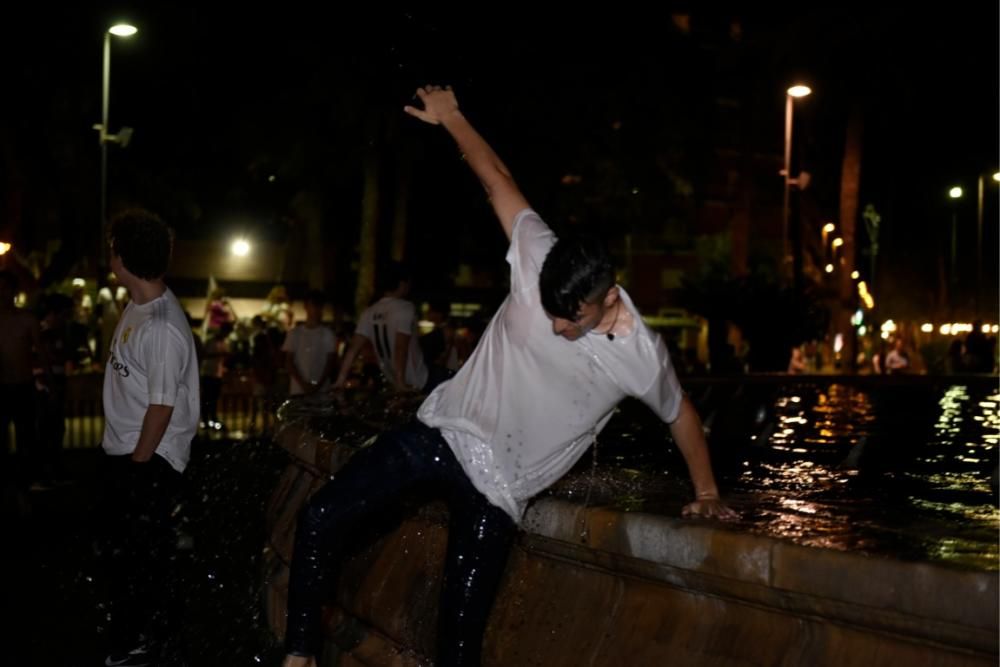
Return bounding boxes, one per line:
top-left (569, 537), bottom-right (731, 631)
top-left (108, 209), bottom-right (174, 280)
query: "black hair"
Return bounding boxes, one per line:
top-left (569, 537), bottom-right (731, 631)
top-left (379, 262), bottom-right (412, 293)
top-left (539, 234), bottom-right (615, 319)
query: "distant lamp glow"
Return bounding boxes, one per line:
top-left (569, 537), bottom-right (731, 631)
top-left (949, 186), bottom-right (963, 199)
top-left (880, 331), bottom-right (890, 340)
top-left (824, 263), bottom-right (834, 273)
top-left (857, 325), bottom-right (867, 336)
top-left (108, 24), bottom-right (138, 37)
top-left (850, 270), bottom-right (860, 280)
top-left (822, 223), bottom-right (835, 234)
top-left (940, 324), bottom-right (952, 335)
top-left (231, 239), bottom-right (251, 257)
top-left (982, 324), bottom-right (991, 334)
top-left (994, 173), bottom-right (1000, 182)
top-left (851, 309), bottom-right (864, 326)
top-left (920, 323), bottom-right (934, 333)
top-left (857, 280), bottom-right (875, 310)
top-left (831, 237), bottom-right (843, 249)
top-left (992, 325), bottom-right (999, 333)
top-left (787, 85), bottom-right (812, 98)
top-left (0, 242), bottom-right (10, 255)
top-left (72, 278), bottom-right (86, 288)
top-left (881, 319), bottom-right (897, 333)
top-left (833, 334), bottom-right (844, 354)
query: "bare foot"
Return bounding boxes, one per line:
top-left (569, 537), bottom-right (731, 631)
top-left (282, 655), bottom-right (316, 667)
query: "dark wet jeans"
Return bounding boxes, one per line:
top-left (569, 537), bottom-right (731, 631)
top-left (285, 420), bottom-right (516, 666)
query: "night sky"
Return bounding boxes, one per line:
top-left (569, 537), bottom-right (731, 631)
top-left (2, 4), bottom-right (997, 315)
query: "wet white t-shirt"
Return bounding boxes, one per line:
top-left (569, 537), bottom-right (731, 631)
top-left (418, 210), bottom-right (683, 522)
top-left (102, 288), bottom-right (201, 473)
top-left (356, 296), bottom-right (428, 390)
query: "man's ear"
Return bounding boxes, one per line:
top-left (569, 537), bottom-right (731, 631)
top-left (602, 285), bottom-right (620, 308)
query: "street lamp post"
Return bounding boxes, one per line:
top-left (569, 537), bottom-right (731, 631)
top-left (783, 84), bottom-right (812, 293)
top-left (95, 23), bottom-right (137, 268)
top-left (976, 175), bottom-right (983, 312)
top-left (949, 186), bottom-right (962, 293)
top-left (975, 173), bottom-right (1000, 313)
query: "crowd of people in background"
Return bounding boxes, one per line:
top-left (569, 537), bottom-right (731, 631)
top-left (786, 327), bottom-right (998, 377)
top-left (0, 265), bottom-right (491, 491)
top-left (1, 255), bottom-right (997, 495)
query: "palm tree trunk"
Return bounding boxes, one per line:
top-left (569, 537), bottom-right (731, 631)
top-left (837, 104), bottom-right (863, 372)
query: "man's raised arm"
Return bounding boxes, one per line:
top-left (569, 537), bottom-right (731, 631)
top-left (404, 85), bottom-right (529, 240)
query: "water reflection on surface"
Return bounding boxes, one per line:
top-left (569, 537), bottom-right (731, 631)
top-left (545, 382), bottom-right (999, 571)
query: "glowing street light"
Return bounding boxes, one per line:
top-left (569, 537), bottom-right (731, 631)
top-left (0, 242), bottom-right (10, 256)
top-left (108, 24), bottom-right (138, 37)
top-left (850, 270), bottom-right (860, 280)
top-left (949, 186), bottom-right (963, 199)
top-left (231, 239), bottom-right (251, 257)
top-left (821, 222), bottom-right (835, 248)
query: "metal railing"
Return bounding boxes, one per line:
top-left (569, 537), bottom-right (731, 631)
top-left (3, 372), bottom-right (285, 450)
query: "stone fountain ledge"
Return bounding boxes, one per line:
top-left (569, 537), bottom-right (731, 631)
top-left (265, 421), bottom-right (999, 666)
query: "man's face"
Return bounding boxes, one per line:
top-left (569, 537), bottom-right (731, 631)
top-left (548, 300), bottom-right (606, 341)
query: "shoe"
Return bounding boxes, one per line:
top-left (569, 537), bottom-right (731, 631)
top-left (105, 643), bottom-right (152, 667)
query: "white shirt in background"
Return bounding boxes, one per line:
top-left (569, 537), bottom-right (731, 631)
top-left (282, 324), bottom-right (338, 395)
top-left (356, 296), bottom-right (429, 390)
top-left (102, 288), bottom-right (201, 473)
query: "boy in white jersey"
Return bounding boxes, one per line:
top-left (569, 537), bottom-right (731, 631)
top-left (100, 209), bottom-right (200, 666)
top-left (283, 87), bottom-right (734, 667)
top-left (334, 262), bottom-right (428, 392)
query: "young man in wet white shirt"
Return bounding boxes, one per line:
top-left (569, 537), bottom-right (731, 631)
top-left (100, 209), bottom-right (200, 667)
top-left (283, 86), bottom-right (735, 667)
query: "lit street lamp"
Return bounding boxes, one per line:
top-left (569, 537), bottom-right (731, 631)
top-left (821, 222), bottom-right (835, 246)
top-left (783, 84), bottom-right (811, 293)
top-left (93, 23), bottom-right (138, 268)
top-left (948, 186), bottom-right (962, 291)
top-left (231, 238), bottom-right (251, 257)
